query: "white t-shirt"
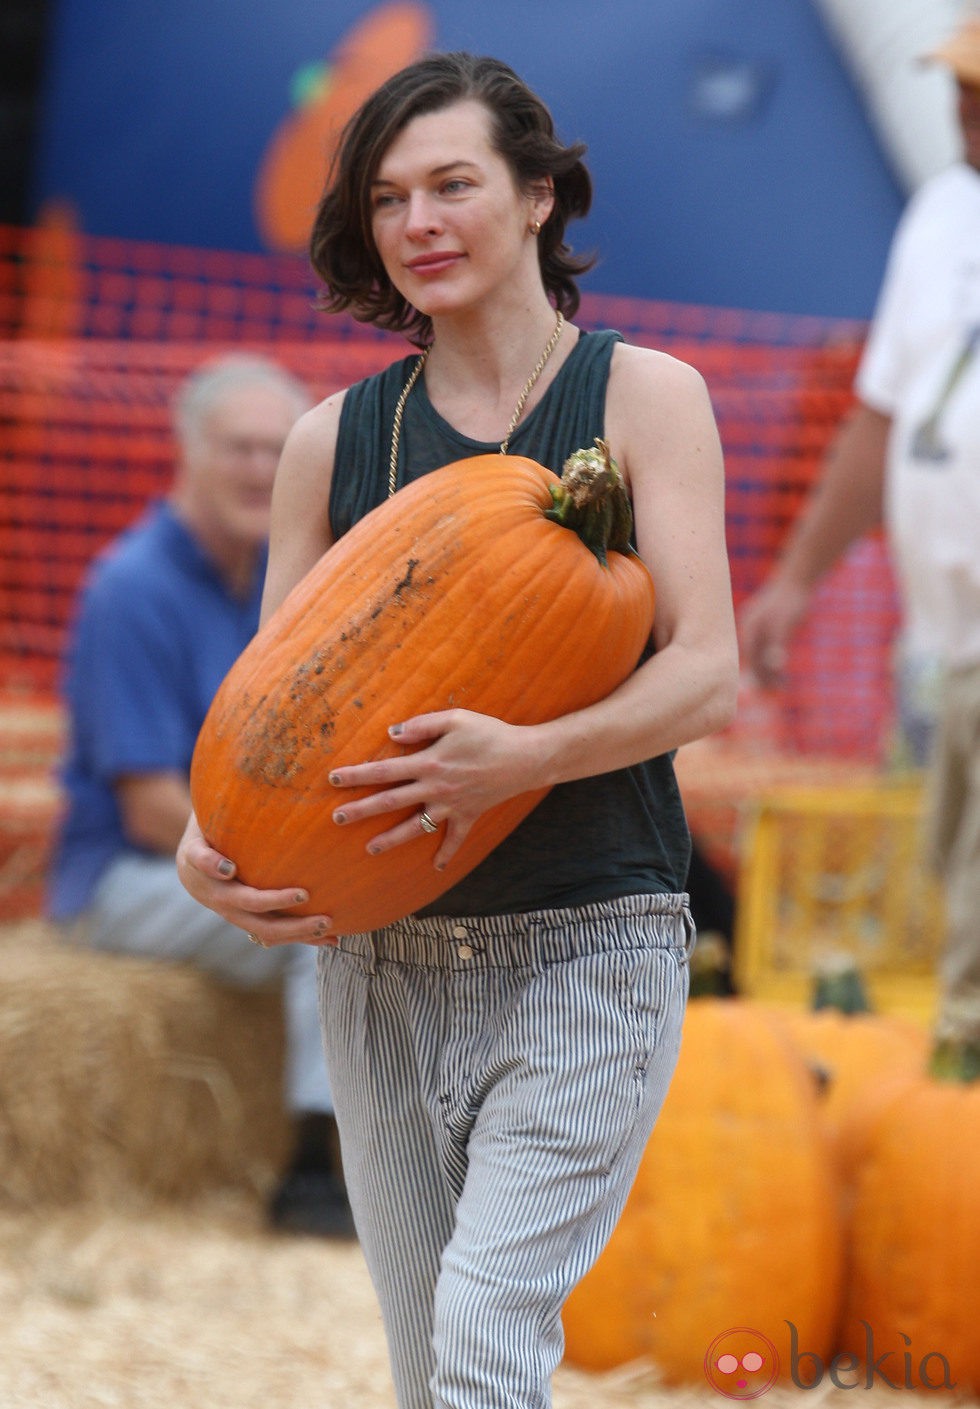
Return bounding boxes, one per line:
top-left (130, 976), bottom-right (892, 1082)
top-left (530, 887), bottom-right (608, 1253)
top-left (857, 162), bottom-right (980, 670)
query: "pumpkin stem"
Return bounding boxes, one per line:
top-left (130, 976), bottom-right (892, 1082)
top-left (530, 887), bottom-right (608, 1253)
top-left (545, 438), bottom-right (635, 566)
top-left (810, 950), bottom-right (873, 1015)
top-left (928, 1037), bottom-right (980, 1084)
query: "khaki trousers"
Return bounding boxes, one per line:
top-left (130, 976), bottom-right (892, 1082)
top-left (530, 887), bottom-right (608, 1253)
top-left (925, 658), bottom-right (980, 1043)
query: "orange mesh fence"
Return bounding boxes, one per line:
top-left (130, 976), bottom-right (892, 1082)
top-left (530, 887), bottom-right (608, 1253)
top-left (0, 224), bottom-right (894, 765)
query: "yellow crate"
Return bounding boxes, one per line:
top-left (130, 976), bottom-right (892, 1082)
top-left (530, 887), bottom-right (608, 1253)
top-left (733, 779), bottom-right (944, 1023)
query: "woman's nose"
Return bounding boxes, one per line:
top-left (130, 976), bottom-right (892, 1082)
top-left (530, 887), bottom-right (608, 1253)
top-left (405, 192), bottom-right (442, 237)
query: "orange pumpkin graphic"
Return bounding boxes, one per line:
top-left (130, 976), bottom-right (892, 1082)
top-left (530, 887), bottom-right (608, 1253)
top-left (254, 1), bottom-right (433, 252)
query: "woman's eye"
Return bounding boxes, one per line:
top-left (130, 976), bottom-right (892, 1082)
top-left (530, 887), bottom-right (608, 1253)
top-left (372, 192), bottom-right (402, 210)
top-left (442, 179), bottom-right (470, 195)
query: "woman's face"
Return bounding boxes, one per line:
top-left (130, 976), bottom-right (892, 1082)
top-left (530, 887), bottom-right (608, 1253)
top-left (369, 98), bottom-right (552, 319)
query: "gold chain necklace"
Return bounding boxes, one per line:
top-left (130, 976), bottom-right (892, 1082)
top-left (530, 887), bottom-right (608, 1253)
top-left (387, 310), bottom-right (565, 498)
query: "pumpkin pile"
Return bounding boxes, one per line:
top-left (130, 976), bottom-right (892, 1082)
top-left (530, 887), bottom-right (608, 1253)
top-left (836, 1035), bottom-right (980, 1393)
top-left (190, 443), bottom-right (654, 934)
top-left (764, 957), bottom-right (929, 1182)
top-left (562, 998), bottom-right (843, 1385)
top-left (563, 979), bottom-right (980, 1396)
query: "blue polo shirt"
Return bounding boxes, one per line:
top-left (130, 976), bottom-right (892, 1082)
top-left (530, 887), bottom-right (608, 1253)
top-left (48, 501), bottom-right (266, 919)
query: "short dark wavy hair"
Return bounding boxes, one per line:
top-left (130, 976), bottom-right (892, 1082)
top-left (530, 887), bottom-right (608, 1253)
top-left (309, 52), bottom-right (594, 344)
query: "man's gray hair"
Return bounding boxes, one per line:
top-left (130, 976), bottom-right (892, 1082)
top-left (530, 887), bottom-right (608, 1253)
top-left (173, 353), bottom-right (311, 448)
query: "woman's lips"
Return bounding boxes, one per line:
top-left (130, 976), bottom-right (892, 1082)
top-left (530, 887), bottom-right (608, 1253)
top-left (405, 252), bottom-right (463, 276)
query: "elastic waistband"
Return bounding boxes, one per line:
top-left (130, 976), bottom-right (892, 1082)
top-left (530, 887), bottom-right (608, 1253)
top-left (334, 892), bottom-right (694, 972)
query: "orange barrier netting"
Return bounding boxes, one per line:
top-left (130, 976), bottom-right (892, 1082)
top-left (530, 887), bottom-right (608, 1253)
top-left (0, 224), bottom-right (895, 762)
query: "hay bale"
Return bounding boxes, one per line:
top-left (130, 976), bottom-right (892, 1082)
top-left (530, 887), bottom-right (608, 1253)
top-left (0, 921), bottom-right (290, 1208)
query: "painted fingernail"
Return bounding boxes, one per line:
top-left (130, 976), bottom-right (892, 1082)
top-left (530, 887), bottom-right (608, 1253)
top-left (388, 723), bottom-right (404, 737)
top-left (328, 772), bottom-right (342, 786)
top-left (294, 890), bottom-right (309, 904)
top-left (217, 859), bottom-right (234, 877)
top-left (334, 810), bottom-right (347, 825)
top-left (367, 843), bottom-right (382, 856)
top-left (312, 920), bottom-right (328, 939)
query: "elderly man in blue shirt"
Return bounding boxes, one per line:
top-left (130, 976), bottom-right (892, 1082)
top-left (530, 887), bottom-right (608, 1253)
top-left (49, 352), bottom-right (354, 1238)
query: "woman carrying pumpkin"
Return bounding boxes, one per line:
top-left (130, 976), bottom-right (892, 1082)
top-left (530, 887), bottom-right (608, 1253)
top-left (178, 52), bottom-right (737, 1409)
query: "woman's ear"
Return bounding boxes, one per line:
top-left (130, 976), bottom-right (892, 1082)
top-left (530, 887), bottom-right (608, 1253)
top-left (528, 179), bottom-right (556, 230)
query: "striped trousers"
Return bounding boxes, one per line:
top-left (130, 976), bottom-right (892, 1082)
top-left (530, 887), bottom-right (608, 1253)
top-left (317, 893), bottom-right (693, 1409)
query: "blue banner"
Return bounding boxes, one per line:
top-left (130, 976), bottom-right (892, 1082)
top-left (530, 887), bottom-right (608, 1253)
top-left (32, 0), bottom-right (903, 316)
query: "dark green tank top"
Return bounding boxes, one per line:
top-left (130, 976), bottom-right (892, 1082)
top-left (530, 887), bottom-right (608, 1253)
top-left (331, 329), bottom-right (690, 915)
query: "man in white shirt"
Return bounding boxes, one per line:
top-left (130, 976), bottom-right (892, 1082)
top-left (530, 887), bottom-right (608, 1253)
top-left (740, 15), bottom-right (980, 1059)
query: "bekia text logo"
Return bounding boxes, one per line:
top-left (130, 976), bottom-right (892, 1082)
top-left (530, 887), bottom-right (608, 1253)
top-left (705, 1322), bottom-right (957, 1396)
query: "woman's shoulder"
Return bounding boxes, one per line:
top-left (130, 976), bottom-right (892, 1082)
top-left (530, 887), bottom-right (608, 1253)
top-left (610, 338), bottom-right (706, 380)
top-left (278, 389), bottom-right (346, 471)
top-left (293, 352), bottom-right (420, 442)
top-left (343, 352), bottom-right (422, 406)
top-left (605, 341), bottom-right (718, 490)
top-left (609, 340), bottom-right (709, 405)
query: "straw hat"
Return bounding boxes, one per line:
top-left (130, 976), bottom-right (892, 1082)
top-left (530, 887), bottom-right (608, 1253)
top-left (925, 15), bottom-right (980, 87)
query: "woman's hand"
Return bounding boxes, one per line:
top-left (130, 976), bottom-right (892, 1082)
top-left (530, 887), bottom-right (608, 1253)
top-left (329, 709), bottom-right (539, 869)
top-left (176, 813), bottom-right (334, 947)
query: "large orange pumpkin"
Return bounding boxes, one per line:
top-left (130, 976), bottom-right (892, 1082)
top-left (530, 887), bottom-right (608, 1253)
top-left (562, 999), bottom-right (843, 1386)
top-left (190, 445), bottom-right (655, 934)
top-left (764, 962), bottom-right (929, 1183)
top-left (838, 1044), bottom-right (980, 1393)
